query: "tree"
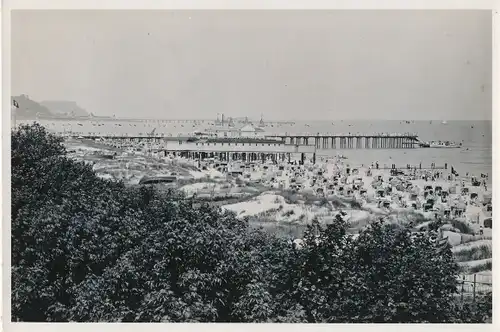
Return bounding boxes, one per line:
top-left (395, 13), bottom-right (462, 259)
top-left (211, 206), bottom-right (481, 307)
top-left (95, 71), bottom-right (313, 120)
top-left (277, 219), bottom-right (460, 323)
top-left (350, 222), bottom-right (459, 322)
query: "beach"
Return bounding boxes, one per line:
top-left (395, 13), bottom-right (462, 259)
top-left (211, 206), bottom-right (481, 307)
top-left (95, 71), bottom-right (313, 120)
top-left (59, 129), bottom-right (493, 280)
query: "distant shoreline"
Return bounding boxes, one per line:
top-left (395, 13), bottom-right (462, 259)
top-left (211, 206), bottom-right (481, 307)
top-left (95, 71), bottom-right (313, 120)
top-left (15, 117), bottom-right (491, 123)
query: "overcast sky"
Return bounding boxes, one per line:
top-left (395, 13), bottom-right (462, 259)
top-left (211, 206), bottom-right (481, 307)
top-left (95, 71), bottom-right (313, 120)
top-left (11, 10), bottom-right (492, 120)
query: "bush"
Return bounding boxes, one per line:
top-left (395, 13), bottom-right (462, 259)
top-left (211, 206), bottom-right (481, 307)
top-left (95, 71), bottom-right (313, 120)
top-left (328, 196), bottom-right (349, 209)
top-left (451, 292), bottom-right (492, 323)
top-left (451, 220), bottom-right (474, 235)
top-left (281, 190), bottom-right (301, 204)
top-left (281, 219), bottom-right (460, 323)
top-left (428, 220), bottom-right (442, 232)
top-left (348, 198), bottom-right (362, 209)
top-left (453, 245), bottom-right (492, 262)
top-left (318, 198), bottom-right (330, 207)
top-left (460, 234), bottom-right (492, 245)
top-left (468, 261), bottom-right (492, 274)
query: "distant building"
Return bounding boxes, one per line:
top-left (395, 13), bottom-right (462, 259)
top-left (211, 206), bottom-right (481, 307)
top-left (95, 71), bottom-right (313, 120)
top-left (239, 124), bottom-right (265, 138)
top-left (206, 124), bottom-right (265, 138)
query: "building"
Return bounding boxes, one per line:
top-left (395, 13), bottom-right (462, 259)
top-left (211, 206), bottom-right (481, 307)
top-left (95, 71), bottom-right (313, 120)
top-left (160, 137), bottom-right (317, 163)
top-left (205, 124), bottom-right (265, 138)
top-left (239, 124), bottom-right (265, 138)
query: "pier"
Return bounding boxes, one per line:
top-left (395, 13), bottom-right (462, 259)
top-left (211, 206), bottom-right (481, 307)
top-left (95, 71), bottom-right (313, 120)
top-left (264, 133), bottom-right (420, 149)
top-left (85, 136), bottom-right (318, 164)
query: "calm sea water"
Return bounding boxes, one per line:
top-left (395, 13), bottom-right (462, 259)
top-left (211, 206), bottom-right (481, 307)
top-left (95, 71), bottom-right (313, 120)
top-left (23, 119), bottom-right (492, 178)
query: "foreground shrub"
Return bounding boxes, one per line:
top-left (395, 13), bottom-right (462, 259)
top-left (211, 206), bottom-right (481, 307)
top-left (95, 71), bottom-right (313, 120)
top-left (451, 292), bottom-right (492, 323)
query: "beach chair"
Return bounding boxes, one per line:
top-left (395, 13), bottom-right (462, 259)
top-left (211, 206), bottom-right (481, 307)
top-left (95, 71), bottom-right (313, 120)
top-left (482, 193), bottom-right (492, 205)
top-left (472, 179), bottom-right (481, 186)
top-left (455, 208), bottom-right (465, 217)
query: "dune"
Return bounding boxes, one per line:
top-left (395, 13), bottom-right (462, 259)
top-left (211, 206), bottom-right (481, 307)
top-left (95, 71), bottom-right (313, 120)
top-left (458, 258), bottom-right (492, 268)
top-left (452, 239), bottom-right (492, 252)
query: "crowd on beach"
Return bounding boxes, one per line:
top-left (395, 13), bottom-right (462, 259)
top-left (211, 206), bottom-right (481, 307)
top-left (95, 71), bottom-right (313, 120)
top-left (169, 151), bottom-right (492, 232)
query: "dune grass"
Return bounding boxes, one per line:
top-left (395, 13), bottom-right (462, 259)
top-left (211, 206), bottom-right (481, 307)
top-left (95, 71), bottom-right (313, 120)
top-left (460, 234), bottom-right (492, 245)
top-left (469, 261), bottom-right (492, 274)
top-left (453, 244), bottom-right (492, 262)
top-left (451, 219), bottom-right (475, 235)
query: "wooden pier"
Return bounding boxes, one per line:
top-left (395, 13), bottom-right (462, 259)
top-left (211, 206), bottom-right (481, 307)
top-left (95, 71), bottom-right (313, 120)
top-left (264, 133), bottom-right (420, 149)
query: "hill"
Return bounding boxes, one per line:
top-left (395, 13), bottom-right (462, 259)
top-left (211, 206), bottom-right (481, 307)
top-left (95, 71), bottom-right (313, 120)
top-left (40, 100), bottom-right (89, 117)
top-left (11, 95), bottom-right (53, 119)
top-left (11, 95), bottom-right (91, 119)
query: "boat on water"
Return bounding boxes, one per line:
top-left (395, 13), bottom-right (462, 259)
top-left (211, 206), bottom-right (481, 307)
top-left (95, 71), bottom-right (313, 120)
top-left (425, 140), bottom-right (461, 148)
top-left (441, 120), bottom-right (448, 125)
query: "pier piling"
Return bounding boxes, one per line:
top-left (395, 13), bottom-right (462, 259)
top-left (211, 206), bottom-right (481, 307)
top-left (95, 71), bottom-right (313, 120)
top-left (265, 133), bottom-right (418, 150)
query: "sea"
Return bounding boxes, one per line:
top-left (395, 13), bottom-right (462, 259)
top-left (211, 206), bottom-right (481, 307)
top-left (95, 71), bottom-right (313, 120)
top-left (20, 119), bottom-right (492, 181)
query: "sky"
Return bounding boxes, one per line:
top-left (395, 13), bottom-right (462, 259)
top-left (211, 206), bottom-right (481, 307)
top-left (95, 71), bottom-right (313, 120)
top-left (11, 10), bottom-right (492, 121)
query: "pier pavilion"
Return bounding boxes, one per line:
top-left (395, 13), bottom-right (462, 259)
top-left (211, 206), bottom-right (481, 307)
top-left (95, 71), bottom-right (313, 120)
top-left (156, 138), bottom-right (317, 164)
top-left (74, 135), bottom-right (318, 164)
